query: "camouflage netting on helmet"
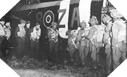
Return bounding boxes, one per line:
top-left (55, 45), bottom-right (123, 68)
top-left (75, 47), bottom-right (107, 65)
top-left (110, 9), bottom-right (123, 19)
top-left (101, 14), bottom-right (112, 24)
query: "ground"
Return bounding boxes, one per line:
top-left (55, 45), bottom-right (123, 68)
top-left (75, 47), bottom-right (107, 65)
top-left (5, 54), bottom-right (108, 77)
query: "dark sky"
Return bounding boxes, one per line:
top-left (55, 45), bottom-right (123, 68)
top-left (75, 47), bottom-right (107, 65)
top-left (3, 0), bottom-right (104, 21)
top-left (20, 0), bottom-right (61, 4)
top-left (3, 0), bottom-right (62, 21)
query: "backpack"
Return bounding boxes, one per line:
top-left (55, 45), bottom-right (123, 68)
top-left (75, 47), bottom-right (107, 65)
top-left (0, 24), bottom-right (5, 36)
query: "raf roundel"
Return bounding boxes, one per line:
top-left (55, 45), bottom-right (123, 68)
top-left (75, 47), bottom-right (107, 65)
top-left (43, 10), bottom-right (55, 28)
top-left (46, 15), bottom-right (51, 23)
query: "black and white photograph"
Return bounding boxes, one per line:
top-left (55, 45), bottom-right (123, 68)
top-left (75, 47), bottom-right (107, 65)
top-left (0, 0), bottom-right (126, 77)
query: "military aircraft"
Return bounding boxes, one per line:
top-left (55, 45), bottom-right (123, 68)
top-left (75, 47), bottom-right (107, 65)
top-left (1, 0), bottom-right (112, 61)
top-left (10, 0), bottom-right (108, 39)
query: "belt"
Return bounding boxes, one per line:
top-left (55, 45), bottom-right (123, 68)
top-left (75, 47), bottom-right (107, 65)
top-left (50, 39), bottom-right (58, 43)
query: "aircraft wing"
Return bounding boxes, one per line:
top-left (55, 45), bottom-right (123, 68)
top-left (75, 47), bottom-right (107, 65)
top-left (15, 0), bottom-right (80, 11)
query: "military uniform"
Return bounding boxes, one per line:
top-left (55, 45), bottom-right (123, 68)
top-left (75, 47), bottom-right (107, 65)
top-left (0, 23), bottom-right (5, 57)
top-left (101, 13), bottom-right (114, 74)
top-left (76, 24), bottom-right (90, 65)
top-left (109, 9), bottom-right (126, 70)
top-left (15, 24), bottom-right (26, 57)
top-left (30, 25), bottom-right (41, 55)
top-left (25, 22), bottom-right (31, 53)
top-left (111, 19), bottom-right (126, 70)
top-left (2, 23), bottom-right (11, 57)
top-left (66, 28), bottom-right (79, 62)
top-left (48, 26), bottom-right (59, 60)
top-left (103, 21), bottom-right (112, 74)
top-left (87, 24), bottom-right (105, 67)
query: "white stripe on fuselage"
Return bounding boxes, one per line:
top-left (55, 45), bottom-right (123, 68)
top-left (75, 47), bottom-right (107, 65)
top-left (79, 0), bottom-right (92, 27)
top-left (58, 0), bottom-right (71, 38)
top-left (59, 0), bottom-right (92, 38)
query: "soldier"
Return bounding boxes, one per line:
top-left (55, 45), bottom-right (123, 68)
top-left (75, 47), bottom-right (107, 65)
top-left (35, 23), bottom-right (41, 54)
top-left (47, 22), bottom-right (59, 60)
top-left (66, 27), bottom-right (80, 62)
top-left (102, 13), bottom-right (113, 74)
top-left (86, 16), bottom-right (105, 68)
top-left (4, 22), bottom-right (11, 40)
top-left (0, 20), bottom-right (5, 58)
top-left (75, 21), bottom-right (89, 65)
top-left (2, 21), bottom-right (11, 57)
top-left (25, 21), bottom-right (31, 53)
top-left (110, 9), bottom-right (126, 70)
top-left (15, 20), bottom-right (26, 58)
top-left (30, 22), bottom-right (41, 55)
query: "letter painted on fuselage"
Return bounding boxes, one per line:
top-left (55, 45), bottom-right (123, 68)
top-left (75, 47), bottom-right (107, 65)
top-left (68, 0), bottom-right (80, 30)
top-left (70, 7), bottom-right (80, 28)
top-left (57, 9), bottom-right (66, 28)
top-left (58, 0), bottom-right (71, 38)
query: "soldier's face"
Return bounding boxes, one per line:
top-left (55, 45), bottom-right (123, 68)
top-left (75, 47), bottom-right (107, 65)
top-left (90, 16), bottom-right (98, 26)
top-left (18, 24), bottom-right (21, 27)
top-left (91, 19), bottom-right (96, 25)
top-left (0, 21), bottom-right (5, 25)
top-left (36, 25), bottom-right (40, 30)
top-left (26, 23), bottom-right (30, 28)
top-left (53, 25), bottom-right (57, 29)
top-left (21, 23), bottom-right (25, 27)
top-left (80, 22), bottom-right (86, 29)
top-left (6, 22), bottom-right (10, 27)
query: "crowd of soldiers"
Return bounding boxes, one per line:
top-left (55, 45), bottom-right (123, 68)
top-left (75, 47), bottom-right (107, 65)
top-left (0, 7), bottom-right (126, 75)
top-left (15, 20), bottom-right (41, 57)
top-left (65, 8), bottom-right (126, 74)
top-left (0, 20), bottom-right (41, 58)
top-left (44, 8), bottom-right (126, 74)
